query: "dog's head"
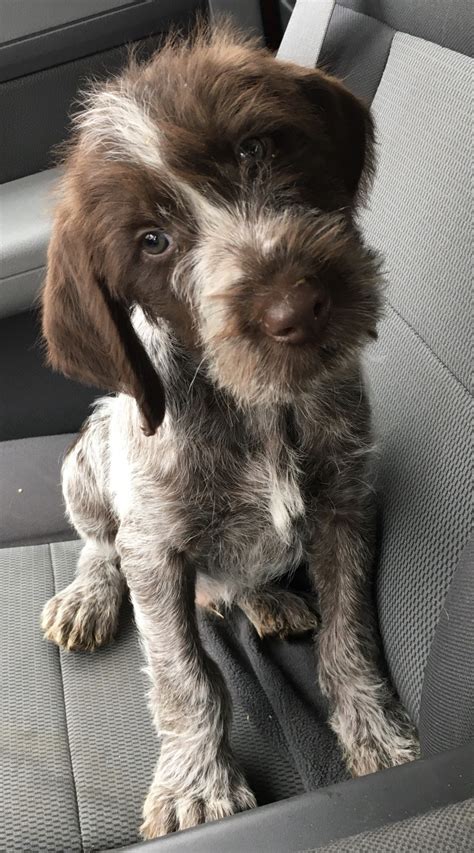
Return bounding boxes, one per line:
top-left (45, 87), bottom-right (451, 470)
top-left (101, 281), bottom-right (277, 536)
top-left (42, 23), bottom-right (381, 433)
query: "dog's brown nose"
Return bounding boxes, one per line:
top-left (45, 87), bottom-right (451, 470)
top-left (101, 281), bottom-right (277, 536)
top-left (261, 280), bottom-right (329, 344)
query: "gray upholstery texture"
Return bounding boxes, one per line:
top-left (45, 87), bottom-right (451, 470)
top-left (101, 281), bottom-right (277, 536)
top-left (363, 35), bottom-right (472, 389)
top-left (359, 32), bottom-right (473, 721)
top-left (338, 0), bottom-right (474, 58)
top-left (0, 540), bottom-right (339, 852)
top-left (278, 0), bottom-right (335, 67)
top-left (285, 0), bottom-right (474, 59)
top-left (285, 0), bottom-right (474, 106)
top-left (419, 538), bottom-right (474, 757)
top-left (0, 544), bottom-right (82, 853)
top-left (48, 541), bottom-right (157, 852)
top-left (308, 798), bottom-right (474, 852)
top-left (0, 540), bottom-right (153, 852)
top-left (0, 434), bottom-right (76, 547)
top-left (319, 4), bottom-right (395, 103)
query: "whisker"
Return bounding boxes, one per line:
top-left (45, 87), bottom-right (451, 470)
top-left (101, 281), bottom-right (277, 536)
top-left (187, 357), bottom-right (206, 395)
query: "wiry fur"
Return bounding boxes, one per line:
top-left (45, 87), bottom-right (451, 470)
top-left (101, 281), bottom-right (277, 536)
top-left (40, 22), bottom-right (418, 839)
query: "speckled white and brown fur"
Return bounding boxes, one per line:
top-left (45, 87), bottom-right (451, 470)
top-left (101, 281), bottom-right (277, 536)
top-left (40, 23), bottom-right (418, 839)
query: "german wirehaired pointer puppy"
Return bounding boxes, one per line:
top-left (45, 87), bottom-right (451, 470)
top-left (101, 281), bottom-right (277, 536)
top-left (41, 24), bottom-right (418, 838)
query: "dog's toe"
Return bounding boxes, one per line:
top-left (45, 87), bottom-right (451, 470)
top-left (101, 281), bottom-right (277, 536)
top-left (140, 793), bottom-right (178, 838)
top-left (349, 730), bottom-right (420, 777)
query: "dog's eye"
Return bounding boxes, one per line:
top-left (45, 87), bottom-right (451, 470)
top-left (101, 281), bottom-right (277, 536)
top-left (141, 231), bottom-right (171, 256)
top-left (238, 137), bottom-right (268, 162)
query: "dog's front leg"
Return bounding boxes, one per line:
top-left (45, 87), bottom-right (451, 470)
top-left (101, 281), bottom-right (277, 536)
top-left (117, 532), bottom-right (256, 838)
top-left (310, 502), bottom-right (419, 776)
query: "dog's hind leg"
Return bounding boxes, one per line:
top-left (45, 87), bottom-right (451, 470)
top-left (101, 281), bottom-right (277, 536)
top-left (42, 409), bottom-right (125, 651)
top-left (196, 580), bottom-right (319, 639)
top-left (237, 587), bottom-right (319, 639)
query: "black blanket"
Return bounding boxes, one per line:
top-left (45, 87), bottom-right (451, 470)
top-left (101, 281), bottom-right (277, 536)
top-left (198, 583), bottom-right (347, 806)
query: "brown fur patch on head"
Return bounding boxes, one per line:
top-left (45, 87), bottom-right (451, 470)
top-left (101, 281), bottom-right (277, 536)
top-left (91, 20), bottom-right (375, 209)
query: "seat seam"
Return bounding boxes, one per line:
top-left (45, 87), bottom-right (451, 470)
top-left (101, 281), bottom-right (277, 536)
top-left (385, 299), bottom-right (471, 397)
top-left (0, 262), bottom-right (45, 282)
top-left (49, 542), bottom-right (84, 853)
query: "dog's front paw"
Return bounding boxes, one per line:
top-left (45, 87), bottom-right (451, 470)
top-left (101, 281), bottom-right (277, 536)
top-left (348, 729), bottom-right (420, 777)
top-left (337, 704), bottom-right (420, 777)
top-left (41, 580), bottom-right (120, 651)
top-left (140, 763), bottom-right (256, 838)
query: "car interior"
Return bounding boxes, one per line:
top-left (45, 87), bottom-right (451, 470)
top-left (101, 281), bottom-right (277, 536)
top-left (0, 1), bottom-right (473, 851)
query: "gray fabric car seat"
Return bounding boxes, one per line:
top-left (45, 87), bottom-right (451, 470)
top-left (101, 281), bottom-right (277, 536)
top-left (307, 798), bottom-right (474, 852)
top-left (1, 2), bottom-right (473, 851)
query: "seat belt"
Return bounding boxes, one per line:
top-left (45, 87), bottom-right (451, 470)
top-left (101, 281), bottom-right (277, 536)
top-left (277, 0), bottom-right (336, 67)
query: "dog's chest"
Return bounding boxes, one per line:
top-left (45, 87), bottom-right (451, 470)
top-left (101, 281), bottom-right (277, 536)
top-left (192, 445), bottom-right (308, 584)
top-left (252, 454), bottom-right (305, 541)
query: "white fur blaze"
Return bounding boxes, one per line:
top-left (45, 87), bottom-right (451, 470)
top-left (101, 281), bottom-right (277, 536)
top-left (77, 86), bottom-right (163, 170)
top-left (269, 468), bottom-right (305, 542)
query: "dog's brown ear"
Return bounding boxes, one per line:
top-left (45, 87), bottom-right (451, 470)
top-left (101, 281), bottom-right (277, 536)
top-left (297, 67), bottom-right (375, 202)
top-left (42, 213), bottom-right (165, 435)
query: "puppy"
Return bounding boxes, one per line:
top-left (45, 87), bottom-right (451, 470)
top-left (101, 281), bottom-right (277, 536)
top-left (41, 23), bottom-right (418, 839)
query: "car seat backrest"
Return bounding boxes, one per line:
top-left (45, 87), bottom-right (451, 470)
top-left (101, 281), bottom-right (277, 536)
top-left (280, 0), bottom-right (473, 747)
